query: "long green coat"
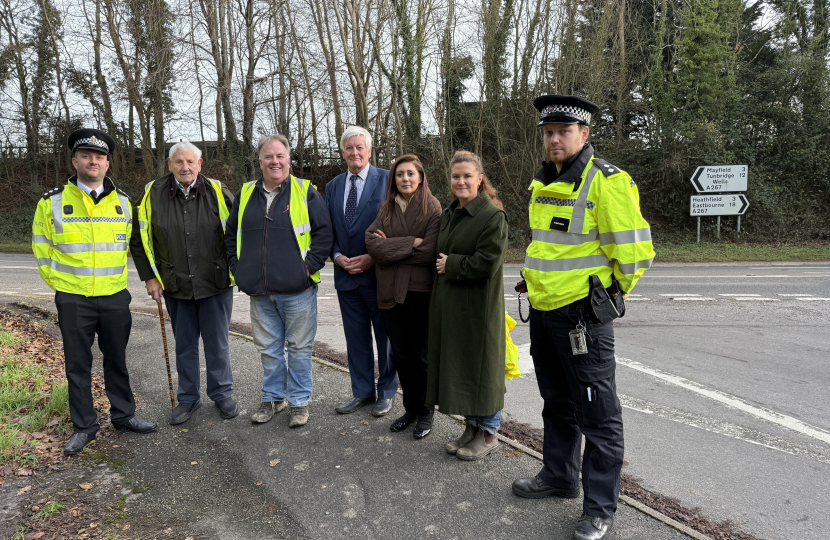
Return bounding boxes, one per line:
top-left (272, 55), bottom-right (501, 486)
top-left (426, 191), bottom-right (509, 417)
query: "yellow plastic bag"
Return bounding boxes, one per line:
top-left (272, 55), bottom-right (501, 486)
top-left (505, 311), bottom-right (521, 380)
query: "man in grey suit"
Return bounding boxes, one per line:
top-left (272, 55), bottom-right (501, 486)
top-left (325, 126), bottom-right (398, 416)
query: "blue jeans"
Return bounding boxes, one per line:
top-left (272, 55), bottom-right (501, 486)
top-left (164, 289), bottom-right (234, 403)
top-left (466, 411), bottom-right (502, 434)
top-left (249, 285), bottom-right (318, 407)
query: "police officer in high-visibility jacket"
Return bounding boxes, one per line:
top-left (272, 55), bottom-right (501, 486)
top-left (32, 129), bottom-right (158, 455)
top-left (224, 134), bottom-right (333, 429)
top-left (511, 96), bottom-right (655, 540)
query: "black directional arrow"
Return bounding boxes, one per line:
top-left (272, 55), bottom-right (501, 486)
top-left (691, 167), bottom-right (705, 192)
top-left (738, 194), bottom-right (749, 215)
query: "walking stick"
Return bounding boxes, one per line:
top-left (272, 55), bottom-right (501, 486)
top-left (157, 301), bottom-right (176, 409)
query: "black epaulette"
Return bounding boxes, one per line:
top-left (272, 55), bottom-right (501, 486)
top-left (116, 187), bottom-right (132, 201)
top-left (41, 185), bottom-right (65, 200)
top-left (592, 158), bottom-right (622, 177)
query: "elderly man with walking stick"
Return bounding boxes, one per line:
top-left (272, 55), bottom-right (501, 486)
top-left (130, 141), bottom-right (239, 425)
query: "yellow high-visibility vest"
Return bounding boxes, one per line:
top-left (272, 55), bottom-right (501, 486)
top-left (137, 177), bottom-right (234, 289)
top-left (524, 157), bottom-right (655, 311)
top-left (32, 178), bottom-right (132, 297)
top-left (236, 175), bottom-right (320, 283)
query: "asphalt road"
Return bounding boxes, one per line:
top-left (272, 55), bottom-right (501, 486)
top-left (3, 252), bottom-right (829, 539)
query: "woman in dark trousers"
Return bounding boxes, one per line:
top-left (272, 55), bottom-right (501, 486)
top-left (427, 150), bottom-right (509, 460)
top-left (365, 154), bottom-right (442, 438)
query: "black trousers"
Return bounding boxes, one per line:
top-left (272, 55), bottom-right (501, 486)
top-left (381, 291), bottom-right (431, 417)
top-left (55, 289), bottom-right (135, 434)
top-left (164, 289), bottom-right (234, 403)
top-left (529, 302), bottom-right (624, 519)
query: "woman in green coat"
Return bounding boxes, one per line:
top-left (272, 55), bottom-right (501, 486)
top-left (427, 150), bottom-right (509, 460)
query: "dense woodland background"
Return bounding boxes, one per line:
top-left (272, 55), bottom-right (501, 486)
top-left (0, 0), bottom-right (828, 244)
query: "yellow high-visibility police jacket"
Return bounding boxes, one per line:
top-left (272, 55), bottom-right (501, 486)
top-left (32, 177), bottom-right (132, 296)
top-left (524, 147), bottom-right (655, 311)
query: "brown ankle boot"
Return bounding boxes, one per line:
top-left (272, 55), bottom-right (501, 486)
top-left (456, 429), bottom-right (499, 461)
top-left (445, 424), bottom-right (476, 455)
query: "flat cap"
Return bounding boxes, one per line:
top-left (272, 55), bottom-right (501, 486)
top-left (534, 95), bottom-right (600, 126)
top-left (67, 128), bottom-right (115, 155)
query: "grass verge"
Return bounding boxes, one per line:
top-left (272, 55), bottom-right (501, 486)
top-left (0, 242), bottom-right (31, 254)
top-left (0, 319), bottom-right (71, 468)
top-left (654, 241), bottom-right (830, 263)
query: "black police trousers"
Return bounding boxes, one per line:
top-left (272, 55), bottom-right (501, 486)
top-left (529, 301), bottom-right (624, 519)
top-left (55, 289), bottom-right (135, 434)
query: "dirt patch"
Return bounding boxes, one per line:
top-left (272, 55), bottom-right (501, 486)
top-left (0, 446), bottom-right (186, 540)
top-left (1, 301), bottom-right (62, 340)
top-left (499, 418), bottom-right (762, 540)
top-left (1, 303), bottom-right (186, 540)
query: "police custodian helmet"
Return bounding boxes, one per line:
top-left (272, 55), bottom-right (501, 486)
top-left (534, 95), bottom-right (600, 126)
top-left (67, 128), bottom-right (115, 156)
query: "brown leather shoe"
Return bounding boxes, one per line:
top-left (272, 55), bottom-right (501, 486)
top-left (456, 429), bottom-right (499, 460)
top-left (445, 424), bottom-right (477, 455)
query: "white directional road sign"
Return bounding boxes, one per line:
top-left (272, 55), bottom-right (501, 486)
top-left (690, 194), bottom-right (749, 216)
top-left (690, 165), bottom-right (748, 192)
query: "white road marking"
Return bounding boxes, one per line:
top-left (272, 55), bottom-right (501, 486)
top-left (673, 297), bottom-right (717, 301)
top-left (620, 395), bottom-right (830, 464)
top-left (659, 294), bottom-right (700, 297)
top-left (318, 296), bottom-right (333, 300)
top-left (627, 298), bottom-right (651, 301)
top-left (517, 343), bottom-right (533, 376)
top-left (797, 298), bottom-right (830, 301)
top-left (778, 294), bottom-right (813, 297)
top-left (628, 294), bottom-right (642, 297)
top-left (731, 298), bottom-right (780, 301)
top-left (750, 266), bottom-right (830, 270)
top-left (617, 357), bottom-right (830, 445)
top-left (718, 294), bottom-right (760, 297)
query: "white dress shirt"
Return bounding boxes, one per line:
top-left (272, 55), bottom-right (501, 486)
top-left (75, 179), bottom-right (105, 200)
top-left (334, 164), bottom-right (371, 263)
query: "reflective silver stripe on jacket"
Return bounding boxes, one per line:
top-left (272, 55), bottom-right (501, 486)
top-left (53, 242), bottom-right (128, 253)
top-left (36, 257), bottom-right (51, 267)
top-left (49, 261), bottom-right (126, 276)
top-left (221, 219), bottom-right (227, 228)
top-left (618, 258), bottom-right (654, 274)
top-left (139, 220), bottom-right (148, 230)
top-left (598, 228), bottom-right (652, 246)
top-left (523, 253), bottom-right (613, 272)
top-left (32, 234), bottom-right (50, 245)
top-left (293, 223), bottom-right (312, 236)
top-left (568, 166), bottom-right (600, 234)
top-left (117, 193), bottom-right (132, 224)
top-left (531, 228), bottom-right (598, 246)
top-left (51, 192), bottom-right (64, 234)
top-left (293, 176), bottom-right (309, 209)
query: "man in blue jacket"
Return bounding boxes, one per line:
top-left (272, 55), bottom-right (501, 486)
top-left (326, 126), bottom-right (398, 416)
top-left (225, 134), bottom-right (333, 427)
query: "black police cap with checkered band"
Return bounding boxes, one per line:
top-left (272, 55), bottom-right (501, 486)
top-left (67, 128), bottom-right (115, 156)
top-left (534, 95), bottom-right (600, 126)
